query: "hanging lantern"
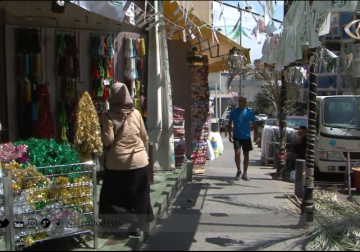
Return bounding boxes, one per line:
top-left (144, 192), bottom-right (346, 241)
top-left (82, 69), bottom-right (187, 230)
top-left (186, 47), bottom-right (204, 67)
top-left (228, 46), bottom-right (242, 70)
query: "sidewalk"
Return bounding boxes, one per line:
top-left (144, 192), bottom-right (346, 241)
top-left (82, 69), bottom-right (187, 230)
top-left (140, 137), bottom-right (308, 251)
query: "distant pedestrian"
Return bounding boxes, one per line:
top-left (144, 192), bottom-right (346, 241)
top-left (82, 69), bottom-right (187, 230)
top-left (99, 82), bottom-right (154, 237)
top-left (227, 96), bottom-right (258, 181)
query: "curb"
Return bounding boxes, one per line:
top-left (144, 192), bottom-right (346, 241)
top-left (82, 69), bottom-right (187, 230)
top-left (125, 164), bottom-right (190, 250)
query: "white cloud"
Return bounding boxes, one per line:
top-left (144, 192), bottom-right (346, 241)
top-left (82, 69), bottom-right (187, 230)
top-left (213, 1), bottom-right (284, 63)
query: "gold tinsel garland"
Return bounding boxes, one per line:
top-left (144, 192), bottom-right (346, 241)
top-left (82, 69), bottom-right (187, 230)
top-left (4, 161), bottom-right (94, 246)
top-left (73, 91), bottom-right (103, 159)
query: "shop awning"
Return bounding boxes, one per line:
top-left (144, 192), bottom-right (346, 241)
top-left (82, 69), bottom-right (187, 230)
top-left (163, 1), bottom-right (251, 73)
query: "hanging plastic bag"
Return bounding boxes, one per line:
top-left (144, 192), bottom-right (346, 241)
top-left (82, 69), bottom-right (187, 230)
top-left (265, 21), bottom-right (278, 36)
top-left (306, 2), bottom-right (320, 49)
top-left (317, 12), bottom-right (331, 36)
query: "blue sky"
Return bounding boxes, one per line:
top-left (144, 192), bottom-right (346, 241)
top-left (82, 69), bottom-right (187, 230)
top-left (213, 1), bottom-right (284, 62)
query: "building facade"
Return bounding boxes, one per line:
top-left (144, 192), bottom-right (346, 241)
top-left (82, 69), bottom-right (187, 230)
top-left (314, 12), bottom-right (357, 98)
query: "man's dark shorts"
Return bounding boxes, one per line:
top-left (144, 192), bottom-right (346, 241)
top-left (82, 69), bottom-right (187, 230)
top-left (233, 138), bottom-right (253, 152)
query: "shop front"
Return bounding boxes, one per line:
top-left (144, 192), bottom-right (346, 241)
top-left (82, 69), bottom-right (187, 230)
top-left (0, 1), bottom-right (150, 250)
top-left (163, 1), bottom-right (250, 173)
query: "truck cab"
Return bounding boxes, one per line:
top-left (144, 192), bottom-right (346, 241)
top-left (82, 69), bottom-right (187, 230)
top-left (315, 95), bottom-right (360, 174)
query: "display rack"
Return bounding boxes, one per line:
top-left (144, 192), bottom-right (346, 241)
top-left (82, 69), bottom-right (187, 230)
top-left (2, 162), bottom-right (98, 251)
top-left (173, 106), bottom-right (186, 167)
top-left (188, 55), bottom-right (210, 174)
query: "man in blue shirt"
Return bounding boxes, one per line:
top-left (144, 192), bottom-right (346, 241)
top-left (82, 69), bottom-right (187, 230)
top-left (227, 96), bottom-right (257, 181)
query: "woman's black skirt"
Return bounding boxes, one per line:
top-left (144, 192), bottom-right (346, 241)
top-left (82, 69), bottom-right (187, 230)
top-left (99, 165), bottom-right (155, 228)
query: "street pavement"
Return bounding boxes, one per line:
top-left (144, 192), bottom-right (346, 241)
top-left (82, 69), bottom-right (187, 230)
top-left (140, 136), bottom-right (308, 251)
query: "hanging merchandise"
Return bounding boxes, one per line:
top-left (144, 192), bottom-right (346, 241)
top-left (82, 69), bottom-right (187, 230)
top-left (187, 51), bottom-right (210, 174)
top-left (34, 84), bottom-right (55, 139)
top-left (55, 32), bottom-right (79, 143)
top-left (73, 91), bottom-right (103, 160)
top-left (90, 34), bottom-right (114, 118)
top-left (15, 27), bottom-right (42, 140)
top-left (124, 36), bottom-right (147, 119)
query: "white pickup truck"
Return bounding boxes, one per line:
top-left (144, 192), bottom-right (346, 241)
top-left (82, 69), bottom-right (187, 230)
top-left (315, 95), bottom-right (360, 174)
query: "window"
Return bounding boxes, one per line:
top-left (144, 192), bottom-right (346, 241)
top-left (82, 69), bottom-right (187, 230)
top-left (323, 97), bottom-right (360, 128)
top-left (332, 16), bottom-right (338, 24)
top-left (331, 26), bottom-right (339, 36)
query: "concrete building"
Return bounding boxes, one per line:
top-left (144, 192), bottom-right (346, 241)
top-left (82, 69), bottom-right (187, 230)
top-left (208, 72), bottom-right (263, 119)
top-left (312, 12), bottom-right (357, 99)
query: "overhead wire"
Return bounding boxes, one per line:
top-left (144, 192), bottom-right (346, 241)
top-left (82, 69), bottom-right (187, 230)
top-left (212, 0), bottom-right (283, 24)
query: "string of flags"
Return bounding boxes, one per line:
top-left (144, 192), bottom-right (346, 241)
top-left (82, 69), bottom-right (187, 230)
top-left (126, 1), bottom-right (220, 44)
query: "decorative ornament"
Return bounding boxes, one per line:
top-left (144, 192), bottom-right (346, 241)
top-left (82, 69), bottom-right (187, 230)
top-left (23, 236), bottom-right (35, 247)
top-left (35, 84), bottom-right (55, 139)
top-left (73, 91), bottom-right (103, 159)
top-left (0, 143), bottom-right (29, 164)
top-left (14, 138), bottom-right (81, 175)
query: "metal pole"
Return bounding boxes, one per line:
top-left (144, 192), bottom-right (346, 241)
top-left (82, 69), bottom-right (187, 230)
top-left (295, 159), bottom-right (306, 198)
top-left (149, 142), bottom-right (154, 184)
top-left (215, 82), bottom-right (218, 131)
top-left (186, 160), bottom-right (193, 182)
top-left (239, 9), bottom-right (242, 97)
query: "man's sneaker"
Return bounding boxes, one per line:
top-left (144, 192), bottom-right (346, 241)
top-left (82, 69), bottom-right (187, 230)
top-left (235, 170), bottom-right (241, 180)
top-left (242, 174), bottom-right (250, 181)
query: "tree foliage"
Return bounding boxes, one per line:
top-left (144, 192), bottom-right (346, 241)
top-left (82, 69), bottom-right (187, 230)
top-left (226, 67), bottom-right (296, 121)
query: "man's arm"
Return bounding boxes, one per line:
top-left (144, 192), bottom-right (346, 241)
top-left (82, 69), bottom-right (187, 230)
top-left (227, 119), bottom-right (233, 138)
top-left (250, 110), bottom-right (257, 132)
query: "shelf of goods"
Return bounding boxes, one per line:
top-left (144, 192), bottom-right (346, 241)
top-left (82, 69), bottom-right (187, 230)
top-left (189, 62), bottom-right (210, 174)
top-left (173, 106), bottom-right (186, 167)
top-left (0, 139), bottom-right (98, 251)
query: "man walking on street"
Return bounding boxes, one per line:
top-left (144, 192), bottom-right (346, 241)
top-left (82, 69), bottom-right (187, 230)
top-left (227, 96), bottom-right (257, 181)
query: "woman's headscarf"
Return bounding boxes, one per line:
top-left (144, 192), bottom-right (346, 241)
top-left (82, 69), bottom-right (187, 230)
top-left (106, 82), bottom-right (134, 130)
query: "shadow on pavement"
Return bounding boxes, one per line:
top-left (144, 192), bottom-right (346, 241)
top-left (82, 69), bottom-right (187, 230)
top-left (140, 173), bottom-right (306, 251)
top-left (140, 183), bottom-right (213, 251)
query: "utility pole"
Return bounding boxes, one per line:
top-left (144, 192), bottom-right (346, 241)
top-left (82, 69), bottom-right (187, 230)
top-left (239, 6), bottom-right (243, 97)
